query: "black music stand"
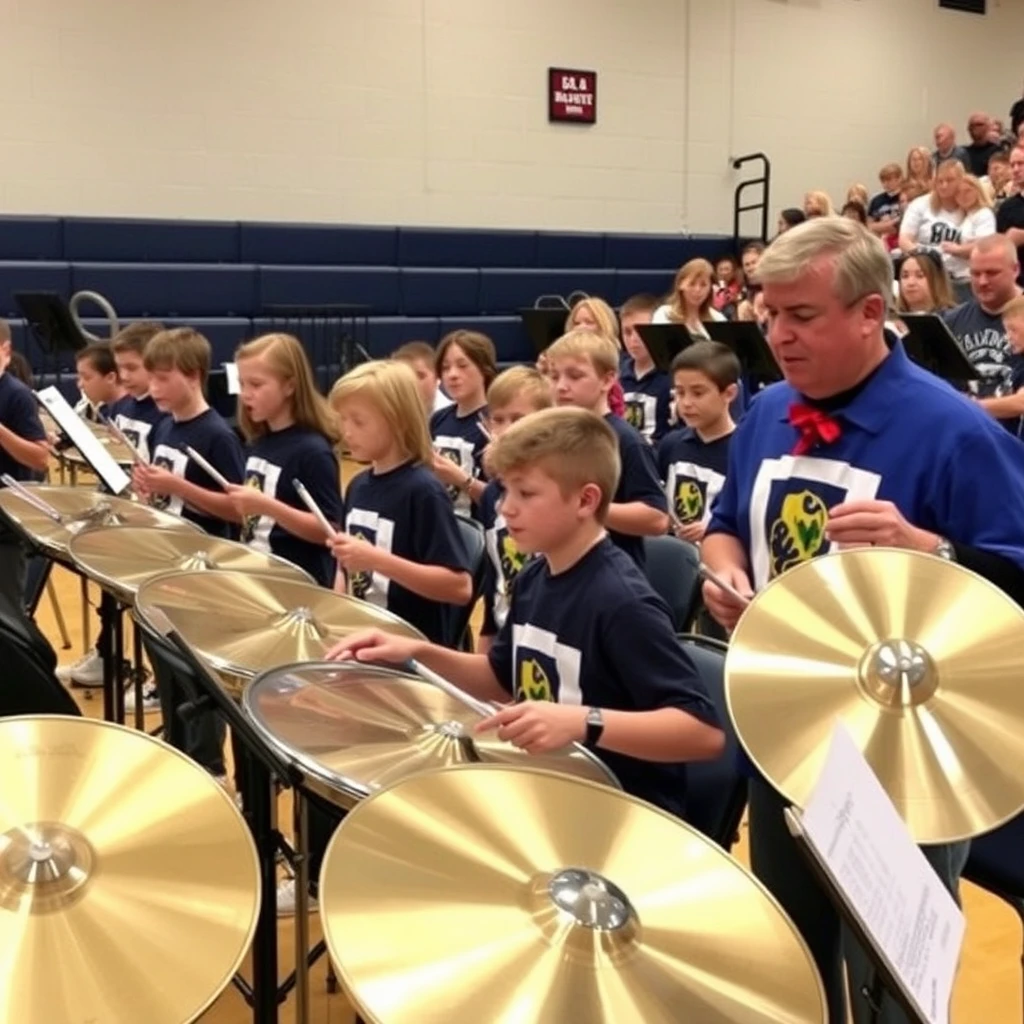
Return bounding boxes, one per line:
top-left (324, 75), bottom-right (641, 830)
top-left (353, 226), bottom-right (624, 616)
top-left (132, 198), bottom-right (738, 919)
top-left (898, 315), bottom-right (979, 385)
top-left (785, 807), bottom-right (932, 1024)
top-left (635, 323), bottom-right (700, 374)
top-left (520, 308), bottom-right (569, 356)
top-left (702, 320), bottom-right (783, 384)
top-left (15, 292), bottom-right (86, 380)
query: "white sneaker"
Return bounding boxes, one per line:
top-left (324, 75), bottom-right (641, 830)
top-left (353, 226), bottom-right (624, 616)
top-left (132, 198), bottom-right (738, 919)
top-left (276, 877), bottom-right (318, 918)
top-left (124, 682), bottom-right (160, 712)
top-left (57, 650), bottom-right (104, 687)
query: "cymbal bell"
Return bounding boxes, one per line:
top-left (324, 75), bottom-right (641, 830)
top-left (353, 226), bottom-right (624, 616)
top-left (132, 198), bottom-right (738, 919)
top-left (727, 547), bottom-right (1024, 843)
top-left (243, 663), bottom-right (618, 808)
top-left (0, 715), bottom-right (260, 1023)
top-left (0, 485), bottom-right (200, 558)
top-left (320, 765), bottom-right (827, 1023)
top-left (69, 525), bottom-right (314, 600)
top-left (135, 570), bottom-right (425, 699)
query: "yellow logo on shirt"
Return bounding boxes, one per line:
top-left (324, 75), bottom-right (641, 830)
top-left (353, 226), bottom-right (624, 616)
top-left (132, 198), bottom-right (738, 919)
top-left (499, 533), bottom-right (528, 595)
top-left (674, 480), bottom-right (704, 525)
top-left (625, 400), bottom-right (644, 431)
top-left (349, 531), bottom-right (372, 599)
top-left (769, 490), bottom-right (828, 577)
top-left (518, 658), bottom-right (553, 702)
top-left (240, 473), bottom-right (263, 543)
top-left (439, 448), bottom-right (462, 501)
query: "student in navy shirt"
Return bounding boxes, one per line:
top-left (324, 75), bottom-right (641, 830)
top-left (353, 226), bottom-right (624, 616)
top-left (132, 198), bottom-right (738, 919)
top-left (330, 359), bottom-right (472, 646)
top-left (429, 330), bottom-right (496, 519)
top-left (973, 294), bottom-right (1024, 436)
top-left (703, 219), bottom-right (1024, 1024)
top-left (74, 343), bottom-right (125, 420)
top-left (327, 406), bottom-right (723, 818)
top-left (545, 329), bottom-right (668, 568)
top-left (0, 319), bottom-right (50, 614)
top-left (110, 322), bottom-right (168, 462)
top-left (476, 366), bottom-right (553, 653)
top-left (133, 329), bottom-right (245, 540)
top-left (619, 293), bottom-right (671, 443)
top-left (224, 333), bottom-right (343, 588)
top-left (657, 341), bottom-right (740, 545)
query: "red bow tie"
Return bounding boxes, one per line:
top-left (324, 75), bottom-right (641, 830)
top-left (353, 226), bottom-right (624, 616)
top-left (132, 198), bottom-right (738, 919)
top-left (788, 403), bottom-right (842, 456)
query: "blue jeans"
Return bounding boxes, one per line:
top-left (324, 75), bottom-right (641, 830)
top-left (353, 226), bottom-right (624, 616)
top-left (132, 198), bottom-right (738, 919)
top-left (748, 777), bottom-right (969, 1024)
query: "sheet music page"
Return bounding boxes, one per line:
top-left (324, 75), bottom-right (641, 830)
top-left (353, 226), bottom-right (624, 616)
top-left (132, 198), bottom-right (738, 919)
top-left (36, 386), bottom-right (132, 495)
top-left (223, 362), bottom-right (240, 395)
top-left (801, 724), bottom-right (965, 1024)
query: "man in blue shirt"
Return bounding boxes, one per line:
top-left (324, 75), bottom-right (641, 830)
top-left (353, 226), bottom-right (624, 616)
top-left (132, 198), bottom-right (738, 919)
top-left (703, 217), bottom-right (1024, 1024)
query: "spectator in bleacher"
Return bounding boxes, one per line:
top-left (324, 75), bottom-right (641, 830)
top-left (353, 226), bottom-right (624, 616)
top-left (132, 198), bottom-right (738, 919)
top-left (972, 294), bottom-right (1024, 437)
top-left (964, 112), bottom-right (1001, 177)
top-left (712, 255), bottom-right (745, 319)
top-left (941, 175), bottom-right (997, 277)
top-left (867, 164), bottom-right (904, 250)
top-left (845, 183), bottom-right (869, 209)
top-left (989, 152), bottom-right (1015, 206)
top-left (996, 146), bottom-right (1024, 286)
top-left (905, 146), bottom-right (934, 194)
top-left (652, 260), bottom-right (727, 337)
top-left (740, 241), bottom-right (764, 287)
top-left (841, 201), bottom-right (868, 225)
top-left (776, 208), bottom-right (806, 235)
top-left (565, 296), bottom-right (626, 417)
top-left (898, 159), bottom-right (967, 291)
top-left (736, 286), bottom-right (769, 332)
top-left (932, 122), bottom-right (970, 172)
top-left (803, 191), bottom-right (833, 218)
top-left (896, 251), bottom-right (956, 317)
top-left (392, 341), bottom-right (452, 416)
top-left (943, 236), bottom-right (1022, 397)
top-left (988, 118), bottom-right (1015, 152)
top-left (1010, 80), bottom-right (1024, 137)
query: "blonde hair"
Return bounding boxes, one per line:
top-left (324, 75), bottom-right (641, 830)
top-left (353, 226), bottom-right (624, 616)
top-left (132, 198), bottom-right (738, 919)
top-left (930, 159), bottom-right (965, 213)
top-left (329, 360), bottom-right (432, 465)
top-left (490, 407), bottom-right (620, 521)
top-left (666, 259), bottom-right (715, 322)
top-left (846, 183), bottom-right (869, 207)
top-left (565, 297), bottom-right (620, 343)
top-left (234, 333), bottom-right (339, 443)
top-left (957, 174), bottom-right (992, 212)
top-left (545, 329), bottom-right (620, 376)
top-left (905, 146), bottom-right (934, 187)
top-left (143, 328), bottom-right (211, 387)
top-left (1002, 295), bottom-right (1024, 320)
top-left (879, 162), bottom-right (903, 181)
top-left (804, 191), bottom-right (835, 218)
top-left (487, 365), bottom-right (554, 412)
top-left (757, 217), bottom-right (892, 307)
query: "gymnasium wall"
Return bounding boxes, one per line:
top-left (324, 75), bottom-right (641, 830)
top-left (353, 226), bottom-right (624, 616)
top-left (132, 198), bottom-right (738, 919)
top-left (4, 0), bottom-right (1021, 235)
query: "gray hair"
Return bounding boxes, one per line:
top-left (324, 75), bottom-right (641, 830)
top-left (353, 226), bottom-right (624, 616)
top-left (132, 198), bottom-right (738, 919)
top-left (757, 217), bottom-right (893, 305)
top-left (972, 234), bottom-right (1017, 263)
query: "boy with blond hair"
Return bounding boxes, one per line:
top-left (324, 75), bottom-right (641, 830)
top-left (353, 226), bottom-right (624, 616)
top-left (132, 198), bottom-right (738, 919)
top-left (329, 406), bottom-right (723, 817)
top-left (544, 329), bottom-right (668, 568)
top-left (974, 294), bottom-right (1024, 435)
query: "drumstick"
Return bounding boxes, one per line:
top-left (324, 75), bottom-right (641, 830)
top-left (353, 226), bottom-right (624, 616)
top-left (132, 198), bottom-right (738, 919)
top-left (184, 446), bottom-right (231, 490)
top-left (1, 475), bottom-right (63, 522)
top-left (698, 563), bottom-right (752, 607)
top-left (293, 479), bottom-right (339, 539)
top-left (408, 659), bottom-right (498, 717)
top-left (98, 412), bottom-right (147, 465)
top-left (476, 416), bottom-right (492, 442)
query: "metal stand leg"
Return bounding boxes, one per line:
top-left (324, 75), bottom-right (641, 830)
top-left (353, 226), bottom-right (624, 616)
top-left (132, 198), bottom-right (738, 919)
top-left (45, 577), bottom-right (72, 649)
top-left (293, 793), bottom-right (311, 1024)
top-left (132, 620), bottom-right (145, 732)
top-left (79, 576), bottom-right (90, 652)
top-left (98, 590), bottom-right (124, 724)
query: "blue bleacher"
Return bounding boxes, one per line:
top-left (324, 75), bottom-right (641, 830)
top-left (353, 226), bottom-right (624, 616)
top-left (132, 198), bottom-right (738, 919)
top-left (0, 215), bottom-right (737, 375)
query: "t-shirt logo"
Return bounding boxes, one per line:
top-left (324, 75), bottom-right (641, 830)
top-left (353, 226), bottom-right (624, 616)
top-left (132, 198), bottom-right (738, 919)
top-left (674, 479), bottom-right (706, 525)
top-left (438, 447), bottom-right (463, 501)
top-left (768, 489), bottom-right (831, 577)
top-left (517, 657), bottom-right (554, 702)
top-left (499, 532), bottom-right (528, 595)
top-left (239, 471), bottom-right (264, 543)
top-left (349, 529), bottom-right (374, 599)
top-left (150, 454), bottom-right (175, 511)
top-left (625, 399), bottom-right (645, 431)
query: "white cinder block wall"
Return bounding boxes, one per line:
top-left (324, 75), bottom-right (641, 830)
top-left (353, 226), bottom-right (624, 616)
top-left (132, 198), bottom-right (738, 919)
top-left (2, 0), bottom-right (1021, 234)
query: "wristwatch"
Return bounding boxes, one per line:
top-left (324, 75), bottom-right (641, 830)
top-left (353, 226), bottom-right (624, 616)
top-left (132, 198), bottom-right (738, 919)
top-left (585, 707), bottom-right (605, 747)
top-left (932, 537), bottom-right (956, 562)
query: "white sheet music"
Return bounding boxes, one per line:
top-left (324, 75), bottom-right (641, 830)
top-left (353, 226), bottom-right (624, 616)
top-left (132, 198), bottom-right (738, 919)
top-left (36, 386), bottom-right (132, 495)
top-left (801, 725), bottom-right (965, 1024)
top-left (223, 362), bottom-right (240, 395)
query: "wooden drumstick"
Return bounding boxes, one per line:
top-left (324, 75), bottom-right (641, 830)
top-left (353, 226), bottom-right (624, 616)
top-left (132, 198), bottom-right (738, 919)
top-left (1, 475), bottom-right (63, 522)
top-left (184, 446), bottom-right (231, 491)
top-left (98, 412), bottom-right (147, 466)
top-left (293, 479), bottom-right (339, 539)
top-left (408, 659), bottom-right (499, 717)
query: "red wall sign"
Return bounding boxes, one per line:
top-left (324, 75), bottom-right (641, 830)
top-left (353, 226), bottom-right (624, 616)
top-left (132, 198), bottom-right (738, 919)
top-left (548, 68), bottom-right (597, 125)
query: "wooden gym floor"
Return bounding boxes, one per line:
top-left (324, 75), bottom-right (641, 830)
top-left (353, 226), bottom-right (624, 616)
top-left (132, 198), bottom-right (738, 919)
top-left (33, 466), bottom-right (1021, 1021)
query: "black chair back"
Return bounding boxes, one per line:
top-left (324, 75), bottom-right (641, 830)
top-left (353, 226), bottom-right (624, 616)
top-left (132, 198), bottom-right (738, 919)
top-left (643, 534), bottom-right (702, 632)
top-left (450, 514), bottom-right (488, 650)
top-left (678, 633), bottom-right (746, 850)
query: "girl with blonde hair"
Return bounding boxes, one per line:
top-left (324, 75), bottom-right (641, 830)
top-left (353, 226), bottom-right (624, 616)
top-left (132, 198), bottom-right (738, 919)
top-left (652, 259), bottom-right (727, 337)
top-left (803, 190), bottom-right (834, 218)
top-left (226, 332), bottom-right (343, 587)
top-left (898, 159), bottom-right (967, 291)
top-left (565, 296), bottom-right (626, 416)
top-left (905, 146), bottom-right (934, 192)
top-left (939, 174), bottom-right (997, 289)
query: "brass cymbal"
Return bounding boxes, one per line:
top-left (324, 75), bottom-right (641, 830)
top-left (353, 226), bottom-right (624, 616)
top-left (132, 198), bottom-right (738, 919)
top-left (0, 485), bottom-right (199, 558)
top-left (727, 547), bottom-right (1024, 844)
top-left (243, 662), bottom-right (618, 808)
top-left (320, 765), bottom-right (827, 1024)
top-left (0, 715), bottom-right (260, 1023)
top-left (135, 571), bottom-right (425, 698)
top-left (69, 525), bottom-right (313, 601)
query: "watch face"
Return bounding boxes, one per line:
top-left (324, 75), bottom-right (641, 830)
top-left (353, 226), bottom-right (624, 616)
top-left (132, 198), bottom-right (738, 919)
top-left (586, 708), bottom-right (602, 726)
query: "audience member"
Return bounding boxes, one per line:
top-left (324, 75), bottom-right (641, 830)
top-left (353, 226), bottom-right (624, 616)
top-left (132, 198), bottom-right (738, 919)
top-left (996, 146), bottom-right (1024, 285)
top-left (965, 112), bottom-right (1000, 177)
top-left (803, 191), bottom-right (833, 218)
top-left (933, 122), bottom-right (970, 171)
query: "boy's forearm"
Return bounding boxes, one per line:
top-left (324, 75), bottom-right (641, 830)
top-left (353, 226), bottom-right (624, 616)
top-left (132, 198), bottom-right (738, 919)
top-left (597, 707), bottom-right (724, 763)
top-left (605, 501), bottom-right (669, 536)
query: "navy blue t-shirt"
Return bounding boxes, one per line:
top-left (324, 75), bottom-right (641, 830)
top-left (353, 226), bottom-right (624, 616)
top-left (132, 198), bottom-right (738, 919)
top-left (478, 478), bottom-right (533, 636)
top-left (0, 373), bottom-right (46, 484)
top-left (429, 404), bottom-right (488, 519)
top-left (487, 537), bottom-right (718, 817)
top-left (620, 361), bottom-right (672, 444)
top-left (603, 413), bottom-right (669, 568)
top-left (149, 407), bottom-right (245, 538)
top-left (240, 426), bottom-right (343, 587)
top-left (942, 301), bottom-right (1014, 398)
top-left (1003, 352), bottom-right (1024, 437)
top-left (657, 427), bottom-right (733, 526)
top-left (343, 461), bottom-right (471, 645)
top-left (111, 393), bottom-right (167, 462)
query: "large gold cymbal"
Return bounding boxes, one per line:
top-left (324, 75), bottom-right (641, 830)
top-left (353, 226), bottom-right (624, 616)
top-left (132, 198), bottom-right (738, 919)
top-left (727, 547), bottom-right (1024, 843)
top-left (0, 485), bottom-right (199, 558)
top-left (320, 765), bottom-right (827, 1023)
top-left (135, 571), bottom-right (424, 695)
top-left (243, 663), bottom-right (618, 808)
top-left (69, 525), bottom-right (313, 601)
top-left (0, 715), bottom-right (260, 1023)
